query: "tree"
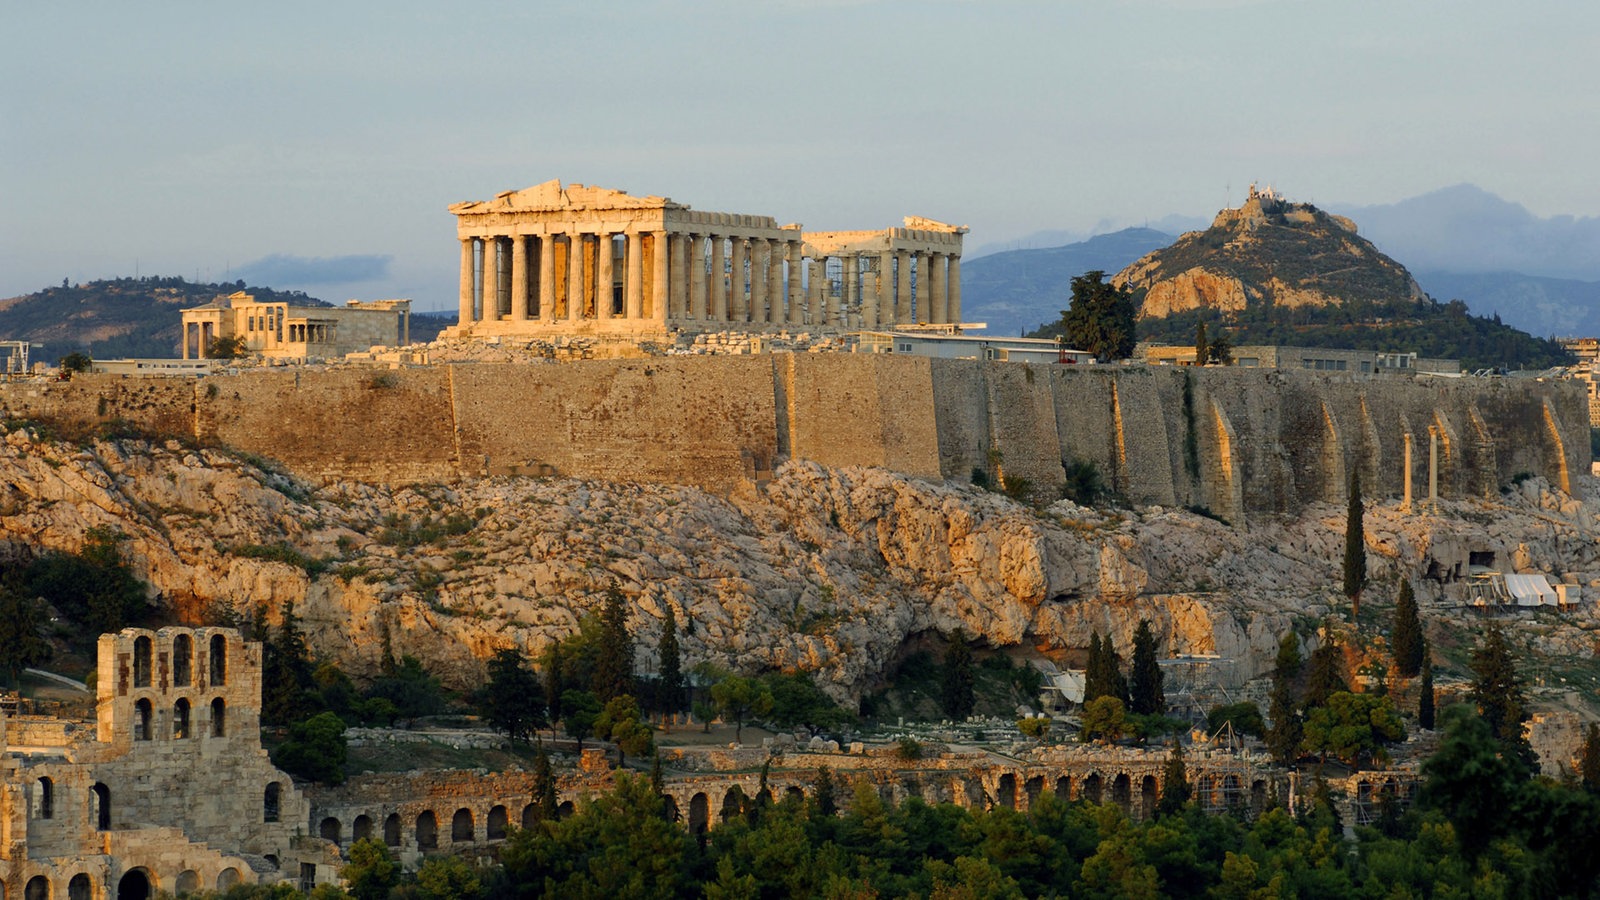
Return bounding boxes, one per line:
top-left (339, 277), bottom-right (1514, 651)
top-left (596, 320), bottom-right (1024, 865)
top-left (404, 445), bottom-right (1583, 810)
top-left (561, 689), bottom-right (601, 750)
top-left (941, 630), bottom-right (977, 720)
top-left (1080, 695), bottom-right (1128, 743)
top-left (531, 740), bottom-right (559, 822)
top-left (1266, 632), bottom-right (1304, 766)
top-left (412, 855), bottom-right (484, 900)
top-left (544, 640), bottom-right (566, 723)
top-left (270, 711), bottom-right (348, 784)
top-left (711, 674), bottom-right (774, 743)
top-left (25, 526), bottom-right (149, 636)
top-left (763, 672), bottom-right (850, 737)
top-left (1468, 625), bottom-right (1537, 774)
top-left (594, 694), bottom-right (653, 766)
top-left (1017, 715), bottom-right (1052, 743)
top-left (364, 655), bottom-right (444, 726)
top-left (1205, 702), bottom-right (1265, 739)
top-left (1417, 648), bottom-right (1435, 730)
top-left (1208, 334), bottom-right (1234, 366)
top-left (0, 579), bottom-right (52, 688)
top-left (1129, 619), bottom-right (1165, 716)
top-left (205, 334), bottom-right (247, 359)
top-left (1302, 639), bottom-right (1348, 712)
top-left (594, 584), bottom-right (634, 702)
top-left (656, 605), bottom-right (685, 721)
top-left (261, 600), bottom-right (314, 726)
top-left (1581, 724), bottom-right (1600, 792)
top-left (1343, 468), bottom-right (1366, 620)
top-left (1391, 579), bottom-right (1423, 677)
top-left (1158, 743), bottom-right (1191, 816)
top-left (1084, 631), bottom-right (1129, 706)
top-left (811, 766), bottom-right (838, 819)
top-left (479, 648), bottom-right (546, 744)
top-left (1300, 691), bottom-right (1405, 767)
top-left (342, 838), bottom-right (401, 900)
top-left (1060, 271), bottom-right (1137, 362)
top-left (58, 352), bottom-right (92, 374)
top-left (1194, 321), bottom-right (1210, 366)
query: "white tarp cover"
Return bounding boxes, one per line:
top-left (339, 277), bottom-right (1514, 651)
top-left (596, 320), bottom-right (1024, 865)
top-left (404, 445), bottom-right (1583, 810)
top-left (1051, 670), bottom-right (1086, 704)
top-left (1503, 573), bottom-right (1558, 607)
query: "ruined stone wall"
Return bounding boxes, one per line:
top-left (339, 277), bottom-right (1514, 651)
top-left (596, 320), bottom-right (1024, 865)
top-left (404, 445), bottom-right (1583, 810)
top-left (0, 357), bottom-right (1584, 513)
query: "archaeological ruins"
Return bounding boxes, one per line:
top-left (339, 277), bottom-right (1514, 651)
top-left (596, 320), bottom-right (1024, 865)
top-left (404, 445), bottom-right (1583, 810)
top-left (446, 180), bottom-right (967, 338)
top-left (180, 292), bottom-right (412, 361)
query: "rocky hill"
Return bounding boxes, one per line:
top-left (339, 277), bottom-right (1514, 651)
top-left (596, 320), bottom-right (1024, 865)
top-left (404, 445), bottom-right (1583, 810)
top-left (0, 277), bottom-right (450, 361)
top-left (1114, 186), bottom-right (1425, 319)
top-left (6, 424), bottom-right (1600, 715)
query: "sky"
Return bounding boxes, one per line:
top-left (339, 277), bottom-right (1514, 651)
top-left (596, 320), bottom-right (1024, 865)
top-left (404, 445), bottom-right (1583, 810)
top-left (4, 0), bottom-right (1599, 312)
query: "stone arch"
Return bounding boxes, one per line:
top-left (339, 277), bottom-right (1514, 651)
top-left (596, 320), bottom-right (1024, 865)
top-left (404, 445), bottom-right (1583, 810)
top-left (1055, 775), bottom-right (1071, 801)
top-left (173, 698), bottom-right (191, 739)
top-left (1251, 779), bottom-right (1268, 814)
top-left (67, 875), bottom-right (91, 900)
top-left (487, 805), bottom-right (507, 840)
top-left (91, 782), bottom-right (111, 830)
top-left (173, 633), bottom-right (193, 686)
top-left (134, 698), bottom-right (153, 741)
top-left (216, 868), bottom-right (240, 891)
top-left (209, 633), bottom-right (228, 686)
top-left (520, 803), bottom-right (537, 829)
top-left (556, 800), bottom-right (574, 819)
top-left (354, 814), bottom-right (374, 843)
top-left (133, 635), bottom-right (153, 688)
top-left (210, 697), bottom-right (226, 737)
top-left (1140, 775), bottom-right (1158, 820)
top-left (689, 792), bottom-right (710, 834)
top-left (175, 871), bottom-right (200, 896)
top-left (36, 776), bottom-right (54, 819)
top-left (117, 869), bottom-right (151, 900)
top-left (320, 816), bottom-right (342, 846)
top-left (24, 877), bottom-right (49, 900)
top-left (997, 773), bottom-right (1017, 809)
top-left (416, 811), bottom-right (438, 850)
top-left (1083, 773), bottom-right (1103, 804)
top-left (720, 787), bottom-right (744, 823)
top-left (662, 795), bottom-right (680, 823)
top-left (964, 778), bottom-right (985, 808)
top-left (451, 807), bottom-right (474, 842)
top-left (1024, 775), bottom-right (1045, 808)
top-left (1111, 773), bottom-right (1132, 813)
top-left (383, 813), bottom-right (402, 847)
top-left (263, 782), bottom-right (281, 823)
top-left (784, 785), bottom-right (804, 803)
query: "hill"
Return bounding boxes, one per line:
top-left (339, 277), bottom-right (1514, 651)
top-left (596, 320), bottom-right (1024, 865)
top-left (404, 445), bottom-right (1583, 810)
top-left (1413, 270), bottom-right (1600, 339)
top-left (0, 277), bottom-right (450, 361)
top-left (958, 228), bottom-right (1173, 336)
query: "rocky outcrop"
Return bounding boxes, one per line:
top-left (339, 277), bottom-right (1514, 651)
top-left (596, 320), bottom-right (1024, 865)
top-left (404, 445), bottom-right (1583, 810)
top-left (4, 424), bottom-right (1600, 709)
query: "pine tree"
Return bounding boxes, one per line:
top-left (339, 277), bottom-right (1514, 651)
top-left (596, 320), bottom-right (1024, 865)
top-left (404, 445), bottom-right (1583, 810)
top-left (1392, 579), bottom-right (1424, 678)
top-left (544, 641), bottom-right (565, 723)
top-left (1303, 639), bottom-right (1349, 711)
top-left (594, 583), bottom-right (633, 702)
top-left (1194, 321), bottom-right (1210, 367)
top-left (657, 605), bottom-right (684, 720)
top-left (480, 648), bottom-right (546, 744)
top-left (1129, 619), bottom-right (1165, 715)
top-left (941, 630), bottom-right (977, 720)
top-left (1158, 742), bottom-right (1191, 816)
top-left (1266, 633), bottom-right (1304, 766)
top-left (1344, 468), bottom-right (1367, 621)
top-left (1418, 647), bottom-right (1435, 730)
top-left (1580, 723), bottom-right (1600, 792)
top-left (811, 766), bottom-right (838, 818)
top-left (0, 581), bottom-right (51, 689)
top-left (1060, 271), bottom-right (1137, 362)
top-left (1469, 625), bottom-right (1538, 774)
top-left (531, 740), bottom-right (558, 822)
top-left (262, 601), bottom-right (314, 726)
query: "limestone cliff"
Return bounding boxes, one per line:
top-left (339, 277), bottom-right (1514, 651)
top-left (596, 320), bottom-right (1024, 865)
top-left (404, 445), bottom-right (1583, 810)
top-left (4, 426), bottom-right (1600, 707)
top-left (1115, 186), bottom-right (1425, 318)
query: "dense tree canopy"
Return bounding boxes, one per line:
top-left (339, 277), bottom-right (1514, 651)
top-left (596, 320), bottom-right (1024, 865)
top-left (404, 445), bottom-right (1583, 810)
top-left (1059, 271), bottom-right (1137, 362)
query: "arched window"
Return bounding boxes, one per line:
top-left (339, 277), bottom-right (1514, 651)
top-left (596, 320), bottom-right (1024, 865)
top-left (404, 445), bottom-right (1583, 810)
top-left (133, 635), bottom-right (153, 688)
top-left (451, 807), bottom-right (474, 842)
top-left (353, 815), bottom-right (373, 842)
top-left (173, 698), bottom-right (191, 739)
top-left (209, 634), bottom-right (227, 686)
top-left (24, 876), bottom-right (49, 900)
top-left (383, 813), bottom-right (401, 847)
top-left (319, 817), bottom-right (342, 847)
top-left (487, 805), bottom-right (507, 840)
top-left (263, 783), bottom-right (281, 823)
top-left (416, 811), bottom-right (438, 850)
top-left (91, 782), bottom-right (111, 830)
top-left (174, 871), bottom-right (199, 897)
top-left (133, 699), bottom-right (153, 741)
top-left (68, 874), bottom-right (92, 900)
top-left (37, 777), bottom-right (54, 819)
top-left (173, 634), bottom-right (193, 686)
top-left (210, 697), bottom-right (226, 737)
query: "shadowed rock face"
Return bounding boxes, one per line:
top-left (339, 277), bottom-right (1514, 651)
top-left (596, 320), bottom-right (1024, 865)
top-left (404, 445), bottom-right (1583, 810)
top-left (1115, 189), bottom-right (1425, 318)
top-left (6, 425), bottom-right (1600, 702)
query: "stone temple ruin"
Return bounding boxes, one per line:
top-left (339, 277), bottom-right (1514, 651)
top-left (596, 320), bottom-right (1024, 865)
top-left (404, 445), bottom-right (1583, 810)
top-left (0, 627), bottom-right (337, 899)
top-left (447, 180), bottom-right (967, 339)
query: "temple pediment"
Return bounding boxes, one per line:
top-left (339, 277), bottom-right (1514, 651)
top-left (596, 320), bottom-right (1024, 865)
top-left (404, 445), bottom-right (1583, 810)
top-left (902, 216), bottom-right (969, 234)
top-left (450, 179), bottom-right (681, 215)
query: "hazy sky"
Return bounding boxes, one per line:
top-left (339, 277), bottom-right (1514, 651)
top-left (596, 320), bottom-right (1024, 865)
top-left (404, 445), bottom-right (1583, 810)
top-left (5, 1), bottom-right (1598, 311)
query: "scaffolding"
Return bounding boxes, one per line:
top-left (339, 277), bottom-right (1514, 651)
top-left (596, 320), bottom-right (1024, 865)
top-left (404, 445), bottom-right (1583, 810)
top-left (1, 340), bottom-right (35, 374)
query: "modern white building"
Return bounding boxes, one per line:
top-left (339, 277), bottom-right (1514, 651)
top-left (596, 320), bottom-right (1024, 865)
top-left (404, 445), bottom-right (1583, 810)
top-left (857, 331), bottom-right (1094, 364)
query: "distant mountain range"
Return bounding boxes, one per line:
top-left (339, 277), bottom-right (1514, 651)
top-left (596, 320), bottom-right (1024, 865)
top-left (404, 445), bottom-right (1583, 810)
top-left (963, 184), bottom-right (1600, 341)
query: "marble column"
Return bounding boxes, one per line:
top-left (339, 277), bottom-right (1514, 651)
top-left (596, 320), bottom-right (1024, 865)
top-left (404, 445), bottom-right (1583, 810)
top-left (511, 236), bottom-right (529, 321)
top-left (861, 259), bottom-right (879, 328)
top-left (690, 234), bottom-right (708, 319)
top-left (710, 236), bottom-right (727, 321)
top-left (948, 255), bottom-right (962, 325)
top-left (539, 236), bottom-right (557, 322)
top-left (806, 258), bottom-right (822, 325)
top-left (626, 232), bottom-right (645, 319)
top-left (594, 233), bottom-right (614, 318)
top-left (895, 250), bottom-right (912, 322)
top-left (458, 238), bottom-right (474, 326)
top-left (877, 250), bottom-right (896, 327)
top-left (787, 242), bottom-right (805, 326)
top-left (827, 259), bottom-right (843, 326)
top-left (668, 234), bottom-right (688, 319)
top-left (750, 239), bottom-right (769, 324)
top-left (729, 237), bottom-right (748, 322)
top-left (567, 235), bottom-right (587, 321)
top-left (930, 253), bottom-right (948, 324)
top-left (766, 241), bottom-right (783, 325)
top-left (914, 253), bottom-right (931, 324)
top-left (651, 231), bottom-right (669, 323)
top-left (496, 238), bottom-right (512, 317)
top-left (842, 258), bottom-right (859, 328)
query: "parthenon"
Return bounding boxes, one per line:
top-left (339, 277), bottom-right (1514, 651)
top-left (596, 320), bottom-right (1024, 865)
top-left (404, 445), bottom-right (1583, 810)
top-left (447, 180), bottom-right (967, 338)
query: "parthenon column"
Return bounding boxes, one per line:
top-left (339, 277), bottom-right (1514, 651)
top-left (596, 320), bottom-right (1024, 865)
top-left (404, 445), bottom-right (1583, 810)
top-left (458, 238), bottom-right (474, 326)
top-left (787, 242), bottom-right (804, 326)
top-left (877, 250), bottom-right (896, 327)
top-left (948, 256), bottom-right (962, 325)
top-left (766, 241), bottom-right (783, 326)
top-left (496, 238), bottom-right (512, 318)
top-left (842, 258), bottom-right (859, 328)
top-left (827, 259), bottom-right (843, 326)
top-left (511, 235), bottom-right (529, 322)
top-left (914, 252), bottom-right (931, 323)
top-left (806, 258), bottom-right (822, 325)
top-left (539, 236), bottom-right (557, 322)
top-left (729, 238), bottom-right (748, 322)
top-left (750, 239), bottom-right (769, 324)
top-left (930, 253), bottom-right (948, 324)
top-left (690, 234), bottom-right (708, 319)
top-left (710, 237), bottom-right (727, 321)
top-left (567, 235), bottom-right (587, 321)
top-left (597, 233), bottom-right (616, 319)
top-left (895, 250), bottom-right (912, 322)
top-left (651, 232), bottom-right (669, 323)
top-left (669, 234), bottom-right (688, 319)
top-left (861, 259), bottom-right (879, 328)
top-left (625, 233), bottom-right (644, 319)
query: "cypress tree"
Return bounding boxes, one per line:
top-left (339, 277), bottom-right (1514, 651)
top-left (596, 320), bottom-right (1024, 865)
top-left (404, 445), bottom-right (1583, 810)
top-left (1581, 723), bottom-right (1600, 792)
top-left (657, 605), bottom-right (684, 719)
top-left (594, 583), bottom-right (634, 702)
top-left (1303, 639), bottom-right (1348, 711)
top-left (1083, 632), bottom-right (1107, 703)
top-left (544, 641), bottom-right (565, 723)
top-left (1343, 467), bottom-right (1367, 621)
top-left (1392, 579), bottom-right (1424, 678)
top-left (1266, 632), bottom-right (1304, 766)
top-left (1418, 646), bottom-right (1435, 730)
top-left (262, 600), bottom-right (314, 725)
top-left (1194, 320), bottom-right (1210, 366)
top-left (1469, 624), bottom-right (1537, 774)
top-left (941, 630), bottom-right (977, 720)
top-left (1158, 742), bottom-right (1191, 816)
top-left (531, 739), bottom-right (558, 822)
top-left (1103, 633), bottom-right (1130, 706)
top-left (1129, 619), bottom-right (1165, 715)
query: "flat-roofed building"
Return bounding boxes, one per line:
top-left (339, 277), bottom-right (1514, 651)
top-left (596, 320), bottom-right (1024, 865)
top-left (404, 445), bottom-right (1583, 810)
top-left (858, 331), bottom-right (1094, 364)
top-left (180, 291), bottom-right (411, 360)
